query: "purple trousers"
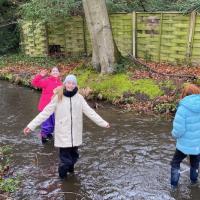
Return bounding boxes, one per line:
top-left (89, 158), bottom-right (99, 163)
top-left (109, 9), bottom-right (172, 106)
top-left (40, 113), bottom-right (55, 137)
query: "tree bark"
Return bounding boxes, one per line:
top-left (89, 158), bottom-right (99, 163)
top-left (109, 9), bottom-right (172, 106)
top-left (82, 0), bottom-right (121, 74)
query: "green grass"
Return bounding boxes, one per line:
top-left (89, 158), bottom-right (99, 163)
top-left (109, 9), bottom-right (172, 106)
top-left (0, 178), bottom-right (20, 193)
top-left (159, 80), bottom-right (176, 91)
top-left (73, 66), bottom-right (134, 101)
top-left (132, 79), bottom-right (164, 99)
top-left (91, 74), bottom-right (134, 101)
top-left (73, 66), bottom-right (163, 101)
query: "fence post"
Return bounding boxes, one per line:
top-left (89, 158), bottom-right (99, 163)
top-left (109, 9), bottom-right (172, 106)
top-left (132, 11), bottom-right (136, 58)
top-left (82, 16), bottom-right (87, 56)
top-left (158, 12), bottom-right (163, 63)
top-left (186, 11), bottom-right (196, 65)
top-left (31, 21), bottom-right (36, 48)
top-left (18, 21), bottom-right (25, 54)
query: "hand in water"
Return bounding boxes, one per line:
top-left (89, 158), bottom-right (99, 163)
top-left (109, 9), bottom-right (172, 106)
top-left (23, 127), bottom-right (32, 135)
top-left (106, 123), bottom-right (110, 128)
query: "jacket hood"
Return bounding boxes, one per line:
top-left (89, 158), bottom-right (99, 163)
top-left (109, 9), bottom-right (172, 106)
top-left (180, 94), bottom-right (200, 112)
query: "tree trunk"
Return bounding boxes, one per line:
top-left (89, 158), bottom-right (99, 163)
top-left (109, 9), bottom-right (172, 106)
top-left (82, 0), bottom-right (121, 74)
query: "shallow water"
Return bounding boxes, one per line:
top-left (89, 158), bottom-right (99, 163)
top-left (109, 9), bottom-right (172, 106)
top-left (0, 80), bottom-right (200, 200)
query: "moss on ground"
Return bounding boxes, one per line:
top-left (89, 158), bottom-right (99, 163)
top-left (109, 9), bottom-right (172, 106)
top-left (73, 66), bottom-right (164, 101)
top-left (132, 79), bottom-right (164, 99)
top-left (73, 66), bottom-right (134, 101)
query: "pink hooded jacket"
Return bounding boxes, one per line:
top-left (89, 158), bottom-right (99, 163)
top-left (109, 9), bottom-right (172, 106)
top-left (32, 74), bottom-right (62, 111)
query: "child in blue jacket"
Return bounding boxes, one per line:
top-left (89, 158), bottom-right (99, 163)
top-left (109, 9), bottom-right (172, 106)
top-left (171, 83), bottom-right (200, 188)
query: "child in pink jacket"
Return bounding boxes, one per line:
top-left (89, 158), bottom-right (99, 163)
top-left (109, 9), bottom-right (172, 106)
top-left (32, 67), bottom-right (62, 143)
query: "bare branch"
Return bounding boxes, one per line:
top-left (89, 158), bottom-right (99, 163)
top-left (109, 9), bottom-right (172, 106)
top-left (0, 22), bottom-right (17, 28)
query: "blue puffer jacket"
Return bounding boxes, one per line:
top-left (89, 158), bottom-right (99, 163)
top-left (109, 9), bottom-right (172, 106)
top-left (172, 94), bottom-right (200, 155)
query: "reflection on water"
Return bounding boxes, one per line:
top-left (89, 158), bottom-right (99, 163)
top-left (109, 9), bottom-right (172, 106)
top-left (0, 80), bottom-right (200, 200)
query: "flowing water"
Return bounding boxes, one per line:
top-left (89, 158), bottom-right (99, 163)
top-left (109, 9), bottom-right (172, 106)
top-left (0, 80), bottom-right (200, 200)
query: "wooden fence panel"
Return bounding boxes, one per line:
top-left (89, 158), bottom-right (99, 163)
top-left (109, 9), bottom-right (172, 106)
top-left (64, 17), bottom-right (85, 55)
top-left (136, 13), bottom-right (161, 62)
top-left (159, 13), bottom-right (189, 64)
top-left (191, 14), bottom-right (200, 64)
top-left (47, 20), bottom-right (66, 53)
top-left (85, 13), bottom-right (132, 56)
top-left (21, 21), bottom-right (47, 57)
top-left (20, 12), bottom-right (200, 65)
top-left (110, 13), bottom-right (132, 56)
top-left (84, 22), bottom-right (92, 56)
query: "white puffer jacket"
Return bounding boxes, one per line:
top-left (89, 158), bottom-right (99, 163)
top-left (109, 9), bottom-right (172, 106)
top-left (27, 93), bottom-right (108, 147)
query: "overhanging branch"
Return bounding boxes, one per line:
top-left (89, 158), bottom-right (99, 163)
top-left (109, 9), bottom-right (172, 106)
top-left (0, 22), bottom-right (18, 28)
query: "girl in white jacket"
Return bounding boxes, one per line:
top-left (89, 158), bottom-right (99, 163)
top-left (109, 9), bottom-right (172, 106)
top-left (24, 74), bottom-right (110, 179)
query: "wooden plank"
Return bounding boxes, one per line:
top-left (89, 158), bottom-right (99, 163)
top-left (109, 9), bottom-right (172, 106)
top-left (187, 11), bottom-right (196, 63)
top-left (132, 12), bottom-right (136, 57)
top-left (158, 13), bottom-right (163, 62)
